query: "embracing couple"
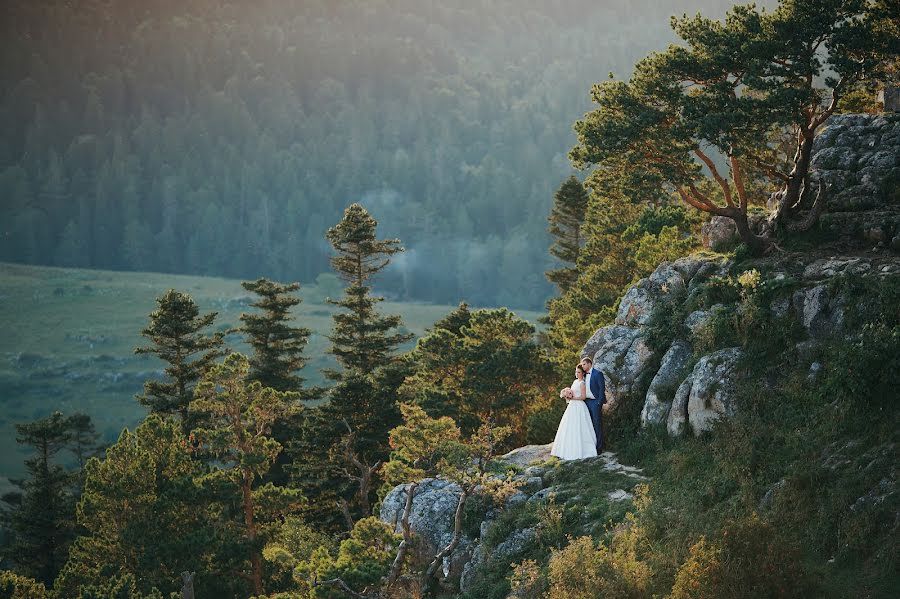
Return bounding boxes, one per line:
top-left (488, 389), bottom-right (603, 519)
top-left (550, 356), bottom-right (606, 460)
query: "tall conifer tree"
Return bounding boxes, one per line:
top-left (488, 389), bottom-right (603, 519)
top-left (191, 354), bottom-right (303, 597)
top-left (546, 175), bottom-right (589, 293)
top-left (291, 204), bottom-right (413, 529)
top-left (324, 203), bottom-right (413, 376)
top-left (6, 412), bottom-right (74, 586)
top-left (134, 289), bottom-right (225, 429)
top-left (237, 278), bottom-right (311, 393)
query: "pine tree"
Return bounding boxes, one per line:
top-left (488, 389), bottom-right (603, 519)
top-left (134, 289), bottom-right (225, 429)
top-left (64, 413), bottom-right (100, 472)
top-left (190, 353), bottom-right (304, 597)
top-left (7, 412), bottom-right (74, 586)
top-left (290, 204), bottom-right (413, 530)
top-left (546, 176), bottom-right (589, 293)
top-left (236, 278), bottom-right (311, 393)
top-left (236, 278), bottom-right (313, 487)
top-left (54, 416), bottom-right (226, 598)
top-left (324, 203), bottom-right (413, 376)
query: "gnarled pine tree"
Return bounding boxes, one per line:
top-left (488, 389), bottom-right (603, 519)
top-left (570, 0), bottom-right (900, 254)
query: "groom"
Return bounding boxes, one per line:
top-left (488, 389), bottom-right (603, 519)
top-left (580, 356), bottom-right (606, 452)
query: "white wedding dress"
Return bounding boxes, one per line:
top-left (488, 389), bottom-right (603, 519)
top-left (550, 380), bottom-right (598, 460)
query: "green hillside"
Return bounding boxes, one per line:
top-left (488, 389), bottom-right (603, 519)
top-left (0, 261), bottom-right (540, 478)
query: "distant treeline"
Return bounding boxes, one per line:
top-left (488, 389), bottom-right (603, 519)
top-left (0, 0), bottom-right (741, 309)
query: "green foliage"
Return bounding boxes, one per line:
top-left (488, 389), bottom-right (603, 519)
top-left (325, 203), bottom-right (413, 377)
top-left (263, 517), bottom-right (338, 594)
top-left (290, 361), bottom-right (412, 530)
top-left (546, 525), bottom-right (653, 599)
top-left (54, 415), bottom-right (223, 598)
top-left (6, 413), bottom-right (77, 585)
top-left (0, 570), bottom-right (48, 599)
top-left (401, 306), bottom-right (554, 447)
top-left (237, 278), bottom-right (311, 393)
top-left (68, 574), bottom-right (167, 599)
top-left (546, 188), bottom-right (699, 377)
top-left (292, 517), bottom-right (399, 599)
top-left (134, 289), bottom-right (225, 427)
top-left (570, 0), bottom-right (900, 252)
top-left (190, 353), bottom-right (304, 596)
top-left (546, 176), bottom-right (590, 292)
top-left (668, 514), bottom-right (815, 598)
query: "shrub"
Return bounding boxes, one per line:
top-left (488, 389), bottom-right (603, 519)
top-left (546, 521), bottom-right (652, 599)
top-left (508, 559), bottom-right (547, 599)
top-left (0, 571), bottom-right (48, 599)
top-left (668, 537), bottom-right (722, 599)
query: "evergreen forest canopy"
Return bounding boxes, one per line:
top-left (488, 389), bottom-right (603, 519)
top-left (0, 0), bottom-right (755, 310)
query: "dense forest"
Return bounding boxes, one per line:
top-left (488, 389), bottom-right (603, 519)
top-left (0, 0), bottom-right (750, 309)
top-left (2, 0), bottom-right (897, 597)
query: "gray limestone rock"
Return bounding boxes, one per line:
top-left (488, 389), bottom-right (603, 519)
top-left (803, 257), bottom-right (872, 280)
top-left (498, 443), bottom-right (552, 468)
top-left (641, 340), bottom-right (693, 427)
top-left (667, 373), bottom-right (694, 437)
top-left (685, 347), bottom-right (744, 435)
top-left (792, 284), bottom-right (845, 338)
top-left (702, 215), bottom-right (738, 250)
top-left (379, 478), bottom-right (470, 581)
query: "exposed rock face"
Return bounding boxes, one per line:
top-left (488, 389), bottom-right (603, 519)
top-left (792, 284), bottom-right (845, 339)
top-left (812, 114), bottom-right (900, 212)
top-left (641, 340), bottom-right (692, 427)
top-left (684, 347), bottom-right (744, 435)
top-left (379, 478), bottom-right (471, 582)
top-left (582, 256), bottom-right (729, 408)
top-left (666, 348), bottom-right (744, 436)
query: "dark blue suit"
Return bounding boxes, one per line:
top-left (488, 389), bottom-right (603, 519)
top-left (585, 367), bottom-right (606, 451)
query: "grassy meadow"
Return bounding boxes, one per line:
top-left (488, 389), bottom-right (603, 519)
top-left (0, 261), bottom-right (541, 479)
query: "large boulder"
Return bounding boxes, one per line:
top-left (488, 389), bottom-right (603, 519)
top-left (687, 347), bottom-right (744, 435)
top-left (792, 284), bottom-right (845, 339)
top-left (701, 216), bottom-right (738, 250)
top-left (583, 325), bottom-right (654, 405)
top-left (379, 478), bottom-right (471, 582)
top-left (498, 444), bottom-right (552, 468)
top-left (667, 347), bottom-right (744, 436)
top-left (641, 340), bottom-right (693, 427)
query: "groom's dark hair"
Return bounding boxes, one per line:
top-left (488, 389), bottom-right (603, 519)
top-left (581, 356), bottom-right (592, 364)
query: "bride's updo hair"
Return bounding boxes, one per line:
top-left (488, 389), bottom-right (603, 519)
top-left (576, 364), bottom-right (585, 376)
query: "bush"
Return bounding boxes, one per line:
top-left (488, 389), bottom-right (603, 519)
top-left (546, 526), bottom-right (652, 599)
top-left (508, 559), bottom-right (547, 599)
top-left (0, 571), bottom-right (47, 599)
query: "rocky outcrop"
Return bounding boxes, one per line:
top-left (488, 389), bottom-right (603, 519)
top-left (641, 340), bottom-right (692, 427)
top-left (381, 446), bottom-right (648, 594)
top-left (811, 114), bottom-right (900, 212)
top-left (582, 247), bottom-right (900, 437)
top-left (582, 256), bottom-right (730, 409)
top-left (581, 256), bottom-right (730, 415)
top-left (379, 478), bottom-right (472, 582)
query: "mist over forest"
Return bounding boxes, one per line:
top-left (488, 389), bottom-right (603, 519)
top-left (0, 0), bottom-right (754, 309)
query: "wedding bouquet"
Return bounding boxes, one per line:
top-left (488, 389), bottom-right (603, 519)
top-left (559, 387), bottom-right (574, 400)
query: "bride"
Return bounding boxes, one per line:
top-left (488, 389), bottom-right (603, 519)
top-left (551, 364), bottom-right (598, 460)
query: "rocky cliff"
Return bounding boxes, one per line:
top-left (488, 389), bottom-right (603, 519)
top-left (378, 113), bottom-right (900, 596)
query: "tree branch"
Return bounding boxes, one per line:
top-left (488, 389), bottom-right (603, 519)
top-left (422, 487), bottom-right (470, 591)
top-left (729, 156), bottom-right (749, 213)
top-left (314, 577), bottom-right (371, 599)
top-left (384, 481), bottom-right (418, 589)
top-left (694, 148), bottom-right (735, 208)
